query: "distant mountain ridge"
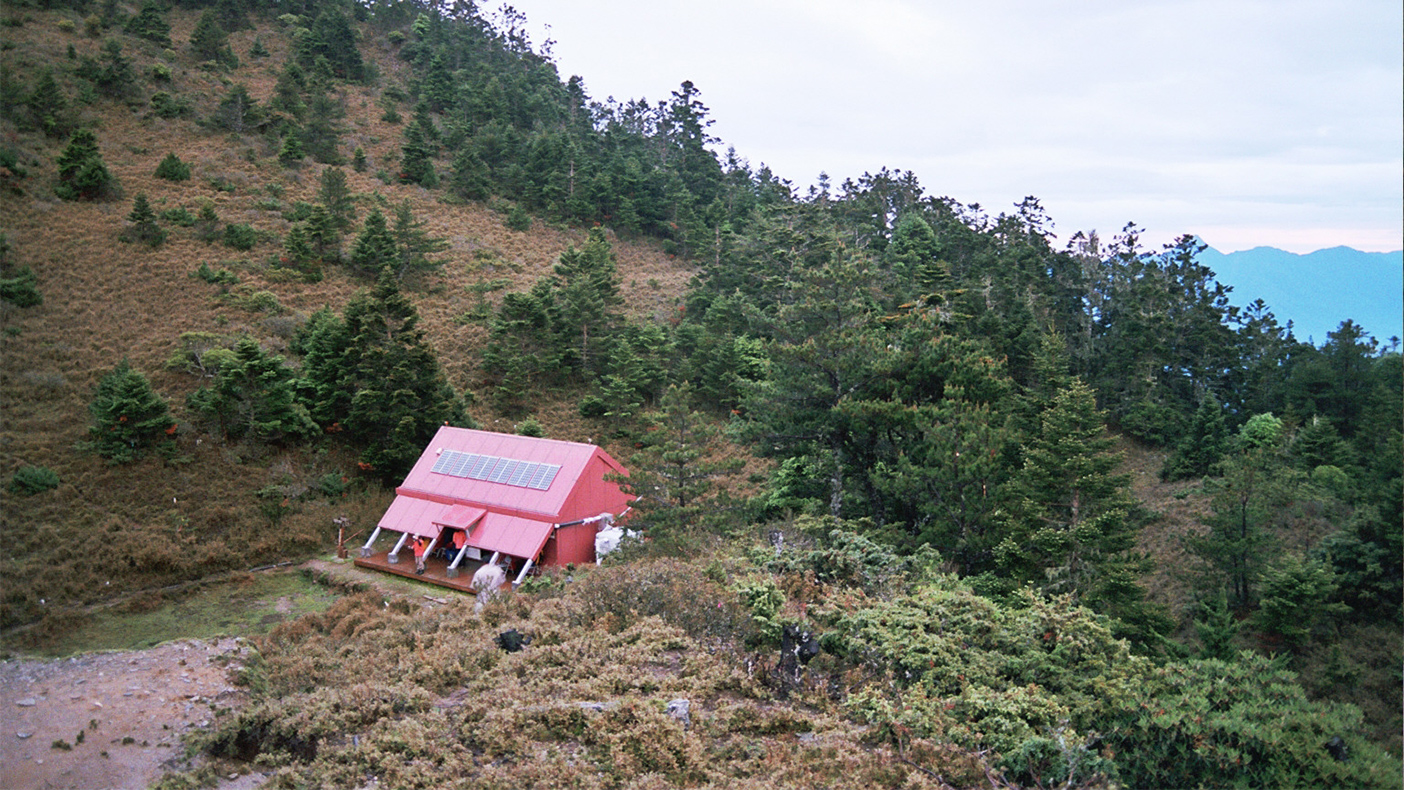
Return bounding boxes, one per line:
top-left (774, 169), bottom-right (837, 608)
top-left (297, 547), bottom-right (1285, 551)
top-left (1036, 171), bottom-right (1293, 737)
top-left (1194, 243), bottom-right (1403, 346)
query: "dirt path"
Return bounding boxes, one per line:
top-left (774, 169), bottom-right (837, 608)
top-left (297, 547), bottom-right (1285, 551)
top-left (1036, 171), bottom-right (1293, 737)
top-left (0, 559), bottom-right (465, 789)
top-left (0, 637), bottom-right (251, 790)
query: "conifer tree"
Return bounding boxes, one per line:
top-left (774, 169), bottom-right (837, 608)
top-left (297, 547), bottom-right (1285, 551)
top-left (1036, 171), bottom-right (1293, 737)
top-left (552, 227), bottom-right (624, 373)
top-left (617, 382), bottom-right (743, 538)
top-left (305, 204), bottom-right (342, 262)
top-left (87, 360), bottom-right (174, 463)
top-left (212, 84), bottom-right (262, 133)
top-left (54, 129), bottom-right (116, 201)
top-left (269, 61), bottom-right (307, 120)
top-left (124, 0), bottom-right (171, 47)
top-left (278, 131), bottom-right (305, 167)
top-left (189, 10), bottom-right (229, 63)
top-left (316, 167), bottom-right (356, 230)
top-left (389, 200), bottom-right (447, 279)
top-left (349, 208), bottom-right (397, 277)
top-left (120, 192), bottom-right (165, 247)
top-left (154, 152), bottom-right (191, 182)
top-left (26, 69), bottom-right (69, 137)
top-left (995, 380), bottom-right (1150, 614)
top-left (398, 117), bottom-right (437, 187)
top-left (301, 89), bottom-right (345, 164)
top-left (338, 270), bottom-right (465, 479)
top-left (188, 337), bottom-right (317, 443)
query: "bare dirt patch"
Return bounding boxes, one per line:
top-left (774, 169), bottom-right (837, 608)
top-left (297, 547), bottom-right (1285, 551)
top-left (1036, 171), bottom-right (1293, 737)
top-left (0, 637), bottom-right (250, 790)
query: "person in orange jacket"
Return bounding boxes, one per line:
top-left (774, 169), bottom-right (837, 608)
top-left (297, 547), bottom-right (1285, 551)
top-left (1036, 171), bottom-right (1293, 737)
top-left (412, 534), bottom-right (428, 575)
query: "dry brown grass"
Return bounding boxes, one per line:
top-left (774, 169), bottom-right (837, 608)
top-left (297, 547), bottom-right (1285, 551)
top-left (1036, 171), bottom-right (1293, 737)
top-left (0, 6), bottom-right (694, 633)
top-left (1114, 436), bottom-right (1212, 623)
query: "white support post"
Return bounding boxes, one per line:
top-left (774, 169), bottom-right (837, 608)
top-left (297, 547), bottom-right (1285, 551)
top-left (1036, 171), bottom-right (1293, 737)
top-left (512, 558), bottom-right (534, 587)
top-left (487, 551), bottom-right (500, 567)
top-left (360, 526), bottom-right (382, 558)
top-left (447, 542), bottom-right (471, 577)
top-left (388, 531), bottom-right (410, 564)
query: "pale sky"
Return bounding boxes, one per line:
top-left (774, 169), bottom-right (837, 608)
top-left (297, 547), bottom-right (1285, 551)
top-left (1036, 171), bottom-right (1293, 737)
top-left (500, 0), bottom-right (1402, 254)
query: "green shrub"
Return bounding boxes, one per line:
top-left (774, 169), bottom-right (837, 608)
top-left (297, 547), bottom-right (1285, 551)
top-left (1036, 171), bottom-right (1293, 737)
top-left (222, 223), bottom-right (257, 250)
top-left (149, 91), bottom-right (190, 119)
top-left (154, 152), bottom-right (190, 181)
top-left (9, 465), bottom-right (59, 495)
top-left (160, 206), bottom-right (195, 226)
top-left (1, 265), bottom-right (42, 307)
top-left (86, 360), bottom-right (175, 463)
top-left (193, 262), bottom-right (238, 285)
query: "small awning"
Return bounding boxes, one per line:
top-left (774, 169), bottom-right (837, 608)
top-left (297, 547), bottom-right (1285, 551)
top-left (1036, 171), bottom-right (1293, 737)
top-left (433, 504), bottom-right (486, 530)
top-left (466, 512), bottom-right (554, 561)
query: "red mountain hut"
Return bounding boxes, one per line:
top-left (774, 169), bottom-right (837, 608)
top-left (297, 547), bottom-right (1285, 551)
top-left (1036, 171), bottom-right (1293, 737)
top-left (354, 426), bottom-right (632, 591)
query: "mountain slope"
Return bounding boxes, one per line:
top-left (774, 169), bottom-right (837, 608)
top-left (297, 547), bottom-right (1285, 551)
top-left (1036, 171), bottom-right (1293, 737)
top-left (1197, 244), bottom-right (1403, 344)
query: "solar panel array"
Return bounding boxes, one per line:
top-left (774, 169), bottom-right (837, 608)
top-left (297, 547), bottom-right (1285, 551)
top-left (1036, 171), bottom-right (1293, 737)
top-left (430, 450), bottom-right (561, 491)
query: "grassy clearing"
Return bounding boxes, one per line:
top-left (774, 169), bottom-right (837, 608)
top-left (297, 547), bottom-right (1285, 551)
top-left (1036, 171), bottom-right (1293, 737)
top-left (4, 568), bottom-right (342, 657)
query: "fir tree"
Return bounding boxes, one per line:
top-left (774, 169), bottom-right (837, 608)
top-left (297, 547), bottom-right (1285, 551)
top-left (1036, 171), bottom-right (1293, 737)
top-left (26, 68), bottom-right (69, 137)
top-left (120, 192), bottom-right (166, 247)
top-left (54, 129), bottom-right (116, 201)
top-left (189, 10), bottom-right (228, 63)
top-left (617, 382), bottom-right (743, 538)
top-left (316, 167), bottom-right (355, 230)
top-left (188, 337), bottom-right (317, 443)
top-left (305, 204), bottom-right (342, 262)
top-left (153, 152), bottom-right (191, 182)
top-left (87, 360), bottom-right (175, 463)
top-left (398, 117), bottom-right (437, 187)
top-left (211, 84), bottom-right (262, 133)
top-left (349, 207), bottom-right (397, 277)
top-left (278, 130), bottom-right (305, 167)
top-left (339, 270), bottom-right (465, 479)
top-left (389, 200), bottom-right (447, 279)
top-left (995, 380), bottom-right (1155, 628)
top-left (552, 227), bottom-right (624, 374)
top-left (124, 0), bottom-right (171, 47)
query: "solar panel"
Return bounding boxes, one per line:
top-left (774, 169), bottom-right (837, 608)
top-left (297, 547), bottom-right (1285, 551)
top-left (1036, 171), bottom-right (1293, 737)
top-left (431, 450), bottom-right (561, 491)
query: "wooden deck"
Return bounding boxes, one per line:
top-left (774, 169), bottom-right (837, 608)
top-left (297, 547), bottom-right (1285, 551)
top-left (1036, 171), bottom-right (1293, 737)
top-left (353, 550), bottom-right (490, 594)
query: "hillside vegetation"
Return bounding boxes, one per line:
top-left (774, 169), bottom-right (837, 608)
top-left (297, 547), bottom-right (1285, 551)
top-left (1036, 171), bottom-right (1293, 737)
top-left (0, 1), bottom-right (1399, 787)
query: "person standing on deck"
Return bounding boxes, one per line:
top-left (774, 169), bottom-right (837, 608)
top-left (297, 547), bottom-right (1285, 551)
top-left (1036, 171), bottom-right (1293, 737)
top-left (413, 534), bottom-right (429, 575)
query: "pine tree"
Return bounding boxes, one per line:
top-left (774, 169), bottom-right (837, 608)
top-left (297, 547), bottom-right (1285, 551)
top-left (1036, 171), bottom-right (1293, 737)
top-left (278, 131), bottom-right (305, 167)
top-left (188, 337), bottom-right (317, 443)
top-left (87, 360), bottom-right (175, 463)
top-left (120, 192), bottom-right (165, 247)
top-left (349, 207), bottom-right (397, 277)
top-left (617, 382), bottom-right (743, 538)
top-left (995, 380), bottom-right (1149, 611)
top-left (26, 68), bottom-right (69, 137)
top-left (124, 0), bottom-right (171, 47)
top-left (316, 167), bottom-right (355, 230)
top-left (339, 270), bottom-right (465, 479)
top-left (54, 129), bottom-right (116, 201)
top-left (154, 152), bottom-right (191, 182)
top-left (389, 200), bottom-right (447, 279)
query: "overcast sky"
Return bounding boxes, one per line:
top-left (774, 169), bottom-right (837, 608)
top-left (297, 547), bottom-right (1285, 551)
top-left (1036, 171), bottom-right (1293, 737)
top-left (499, 0), bottom-right (1402, 254)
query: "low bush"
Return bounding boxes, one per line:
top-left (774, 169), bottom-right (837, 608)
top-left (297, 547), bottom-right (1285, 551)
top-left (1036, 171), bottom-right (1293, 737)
top-left (153, 152), bottom-right (190, 181)
top-left (8, 464), bottom-right (59, 495)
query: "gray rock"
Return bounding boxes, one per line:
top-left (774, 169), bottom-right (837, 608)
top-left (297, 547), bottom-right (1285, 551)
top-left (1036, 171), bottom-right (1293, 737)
top-left (666, 698), bottom-right (690, 727)
top-left (14, 698), bottom-right (37, 707)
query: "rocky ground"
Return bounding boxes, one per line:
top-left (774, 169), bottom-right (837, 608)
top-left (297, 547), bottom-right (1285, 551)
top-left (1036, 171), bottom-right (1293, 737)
top-left (0, 560), bottom-right (461, 789)
top-left (0, 636), bottom-right (254, 789)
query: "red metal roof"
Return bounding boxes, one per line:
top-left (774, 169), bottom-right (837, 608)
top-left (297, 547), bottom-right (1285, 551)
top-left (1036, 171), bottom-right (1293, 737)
top-left (374, 427), bottom-right (631, 563)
